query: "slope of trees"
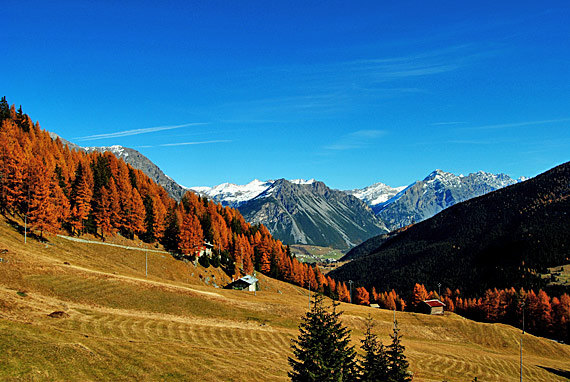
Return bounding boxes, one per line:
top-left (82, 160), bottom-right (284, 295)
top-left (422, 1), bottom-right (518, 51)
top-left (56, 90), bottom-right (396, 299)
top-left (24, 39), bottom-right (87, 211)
top-left (0, 97), bottom-right (351, 295)
top-left (330, 161), bottom-right (570, 297)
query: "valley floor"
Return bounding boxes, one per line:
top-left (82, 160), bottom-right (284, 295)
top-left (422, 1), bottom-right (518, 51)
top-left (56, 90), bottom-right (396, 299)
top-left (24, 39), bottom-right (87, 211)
top-left (1, 218), bottom-right (569, 381)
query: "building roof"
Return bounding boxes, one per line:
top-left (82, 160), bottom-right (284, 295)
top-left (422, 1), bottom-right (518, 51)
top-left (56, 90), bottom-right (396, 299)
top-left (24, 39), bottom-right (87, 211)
top-left (423, 299), bottom-right (446, 308)
top-left (239, 275), bottom-right (258, 285)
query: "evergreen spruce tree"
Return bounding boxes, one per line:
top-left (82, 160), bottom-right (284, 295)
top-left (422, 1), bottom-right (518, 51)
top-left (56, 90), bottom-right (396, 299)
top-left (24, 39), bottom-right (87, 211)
top-left (289, 294), bottom-right (357, 382)
top-left (358, 316), bottom-right (389, 382)
top-left (386, 321), bottom-right (411, 382)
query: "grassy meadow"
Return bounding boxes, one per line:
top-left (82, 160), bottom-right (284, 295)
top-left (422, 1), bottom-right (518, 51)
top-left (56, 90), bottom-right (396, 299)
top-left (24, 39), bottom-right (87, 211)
top-left (0, 217), bottom-right (569, 381)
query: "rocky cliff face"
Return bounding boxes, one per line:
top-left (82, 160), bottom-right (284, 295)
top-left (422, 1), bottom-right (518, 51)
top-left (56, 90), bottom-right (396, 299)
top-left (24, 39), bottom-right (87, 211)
top-left (238, 179), bottom-right (388, 249)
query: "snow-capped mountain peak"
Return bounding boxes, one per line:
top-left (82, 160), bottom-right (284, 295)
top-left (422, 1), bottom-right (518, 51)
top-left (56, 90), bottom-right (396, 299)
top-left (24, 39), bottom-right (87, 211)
top-left (85, 145), bottom-right (129, 159)
top-left (289, 178), bottom-right (316, 185)
top-left (189, 179), bottom-right (274, 207)
top-left (345, 182), bottom-right (406, 207)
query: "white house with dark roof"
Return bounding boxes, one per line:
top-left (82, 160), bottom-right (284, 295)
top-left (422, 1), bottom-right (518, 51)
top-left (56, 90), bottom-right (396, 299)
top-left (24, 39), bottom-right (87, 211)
top-left (225, 275), bottom-right (258, 292)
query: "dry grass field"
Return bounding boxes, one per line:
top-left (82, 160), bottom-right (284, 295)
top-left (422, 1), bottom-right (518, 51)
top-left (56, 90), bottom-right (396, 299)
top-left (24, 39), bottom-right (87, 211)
top-left (1, 217), bottom-right (569, 381)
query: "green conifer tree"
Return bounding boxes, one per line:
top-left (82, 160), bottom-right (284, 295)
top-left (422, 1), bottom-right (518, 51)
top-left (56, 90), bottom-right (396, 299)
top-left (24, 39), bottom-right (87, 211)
top-left (386, 321), bottom-right (411, 382)
top-left (289, 294), bottom-right (357, 382)
top-left (358, 316), bottom-right (389, 382)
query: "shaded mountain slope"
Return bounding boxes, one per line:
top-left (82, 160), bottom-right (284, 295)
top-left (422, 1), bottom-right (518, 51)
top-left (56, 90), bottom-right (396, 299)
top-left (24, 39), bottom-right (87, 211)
top-left (330, 162), bottom-right (570, 297)
top-left (238, 179), bottom-right (388, 249)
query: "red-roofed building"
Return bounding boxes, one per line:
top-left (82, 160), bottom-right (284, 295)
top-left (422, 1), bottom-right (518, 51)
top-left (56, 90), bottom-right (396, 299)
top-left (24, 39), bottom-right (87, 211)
top-left (421, 299), bottom-right (446, 315)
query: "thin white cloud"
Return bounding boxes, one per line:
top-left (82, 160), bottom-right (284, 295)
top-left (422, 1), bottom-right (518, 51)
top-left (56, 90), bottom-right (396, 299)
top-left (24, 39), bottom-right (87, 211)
top-left (74, 122), bottom-right (208, 141)
top-left (324, 130), bottom-right (387, 151)
top-left (460, 118), bottom-right (570, 131)
top-left (159, 140), bottom-right (231, 147)
top-left (430, 121), bottom-right (466, 126)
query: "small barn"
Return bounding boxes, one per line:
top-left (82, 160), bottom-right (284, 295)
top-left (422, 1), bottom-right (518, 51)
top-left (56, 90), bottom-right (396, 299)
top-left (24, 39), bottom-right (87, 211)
top-left (225, 275), bottom-right (258, 292)
top-left (421, 299), bottom-right (445, 315)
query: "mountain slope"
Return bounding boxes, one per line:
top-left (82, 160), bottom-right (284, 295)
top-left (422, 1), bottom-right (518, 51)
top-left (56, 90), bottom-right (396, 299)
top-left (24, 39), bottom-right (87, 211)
top-left (330, 162), bottom-right (570, 297)
top-left (375, 170), bottom-right (521, 231)
top-left (84, 145), bottom-right (187, 201)
top-left (49, 132), bottom-right (187, 201)
top-left (238, 179), bottom-right (388, 249)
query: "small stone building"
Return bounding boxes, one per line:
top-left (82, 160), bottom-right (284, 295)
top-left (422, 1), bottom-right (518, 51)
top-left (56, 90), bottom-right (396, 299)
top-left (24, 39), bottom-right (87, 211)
top-left (224, 275), bottom-right (258, 292)
top-left (421, 299), bottom-right (445, 315)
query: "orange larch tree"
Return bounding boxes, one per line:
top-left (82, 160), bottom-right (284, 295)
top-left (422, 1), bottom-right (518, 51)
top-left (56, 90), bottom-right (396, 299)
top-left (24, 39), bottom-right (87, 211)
top-left (179, 211), bottom-right (204, 256)
top-left (411, 283), bottom-right (429, 310)
top-left (27, 158), bottom-right (57, 238)
top-left (354, 286), bottom-right (370, 306)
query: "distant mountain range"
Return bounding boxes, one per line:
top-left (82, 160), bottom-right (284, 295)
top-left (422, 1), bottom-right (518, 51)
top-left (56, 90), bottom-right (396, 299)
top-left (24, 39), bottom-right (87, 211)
top-left (373, 169), bottom-right (523, 231)
top-left (49, 135), bottom-right (525, 249)
top-left (329, 161), bottom-right (570, 297)
top-left (191, 171), bottom-right (523, 247)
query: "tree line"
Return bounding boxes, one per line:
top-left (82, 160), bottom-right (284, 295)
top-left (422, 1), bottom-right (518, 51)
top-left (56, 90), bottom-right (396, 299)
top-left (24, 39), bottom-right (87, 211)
top-left (347, 282), bottom-right (570, 343)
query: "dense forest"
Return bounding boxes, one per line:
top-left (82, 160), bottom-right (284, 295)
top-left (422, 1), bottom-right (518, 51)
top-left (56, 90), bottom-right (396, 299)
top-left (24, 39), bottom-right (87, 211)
top-left (0, 97), bottom-right (353, 298)
top-left (330, 160), bottom-right (570, 298)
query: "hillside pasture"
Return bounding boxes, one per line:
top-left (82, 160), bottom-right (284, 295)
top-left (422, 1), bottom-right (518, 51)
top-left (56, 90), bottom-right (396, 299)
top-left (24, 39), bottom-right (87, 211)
top-left (1, 218), bottom-right (569, 381)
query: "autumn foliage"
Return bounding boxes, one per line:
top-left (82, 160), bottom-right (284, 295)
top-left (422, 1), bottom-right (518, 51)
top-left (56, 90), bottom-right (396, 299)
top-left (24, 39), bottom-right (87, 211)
top-left (0, 98), bottom-right (342, 295)
top-left (406, 283), bottom-right (570, 343)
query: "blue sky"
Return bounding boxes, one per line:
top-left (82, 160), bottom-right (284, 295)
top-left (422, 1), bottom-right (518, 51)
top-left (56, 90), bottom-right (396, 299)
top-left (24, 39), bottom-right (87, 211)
top-left (2, 1), bottom-right (569, 189)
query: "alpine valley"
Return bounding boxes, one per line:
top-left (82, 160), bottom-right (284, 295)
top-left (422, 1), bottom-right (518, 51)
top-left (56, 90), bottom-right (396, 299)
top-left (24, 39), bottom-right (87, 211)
top-left (51, 139), bottom-right (524, 250)
top-left (190, 170), bottom-right (523, 249)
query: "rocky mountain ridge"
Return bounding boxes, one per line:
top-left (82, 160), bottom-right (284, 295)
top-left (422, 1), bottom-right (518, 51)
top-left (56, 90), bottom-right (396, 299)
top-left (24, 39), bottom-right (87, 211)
top-left (238, 179), bottom-right (388, 249)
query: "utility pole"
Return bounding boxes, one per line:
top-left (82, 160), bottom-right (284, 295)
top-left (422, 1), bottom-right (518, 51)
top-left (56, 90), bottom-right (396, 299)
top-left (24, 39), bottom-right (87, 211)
top-left (520, 302), bottom-right (525, 382)
top-left (438, 283), bottom-right (441, 299)
top-left (24, 188), bottom-right (30, 244)
top-left (348, 280), bottom-right (354, 304)
top-left (145, 248), bottom-right (148, 278)
top-left (308, 282), bottom-right (311, 311)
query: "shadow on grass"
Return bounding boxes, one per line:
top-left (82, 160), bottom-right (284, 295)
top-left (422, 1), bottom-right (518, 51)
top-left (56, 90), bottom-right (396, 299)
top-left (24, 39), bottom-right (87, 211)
top-left (537, 365), bottom-right (570, 379)
top-left (4, 215), bottom-right (49, 243)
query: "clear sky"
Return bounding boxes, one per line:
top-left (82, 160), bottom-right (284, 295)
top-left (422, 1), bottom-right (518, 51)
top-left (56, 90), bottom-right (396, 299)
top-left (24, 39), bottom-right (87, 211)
top-left (2, 1), bottom-right (569, 190)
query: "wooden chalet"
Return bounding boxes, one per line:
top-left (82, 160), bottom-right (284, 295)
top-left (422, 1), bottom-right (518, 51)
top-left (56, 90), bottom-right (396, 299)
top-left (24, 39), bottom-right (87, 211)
top-left (421, 299), bottom-right (445, 315)
top-left (224, 275), bottom-right (258, 292)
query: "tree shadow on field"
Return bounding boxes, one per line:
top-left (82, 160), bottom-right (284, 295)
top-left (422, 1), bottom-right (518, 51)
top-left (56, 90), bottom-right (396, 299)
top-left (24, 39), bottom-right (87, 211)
top-left (5, 216), bottom-right (49, 243)
top-left (537, 365), bottom-right (570, 379)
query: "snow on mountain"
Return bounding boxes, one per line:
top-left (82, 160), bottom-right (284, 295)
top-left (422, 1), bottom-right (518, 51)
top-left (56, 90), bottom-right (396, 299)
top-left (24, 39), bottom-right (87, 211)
top-left (85, 145), bottom-right (129, 159)
top-left (346, 182), bottom-right (406, 208)
top-left (190, 179), bottom-right (274, 207)
top-left (376, 169), bottom-right (522, 230)
top-left (289, 178), bottom-right (316, 185)
top-left (191, 179), bottom-right (320, 207)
